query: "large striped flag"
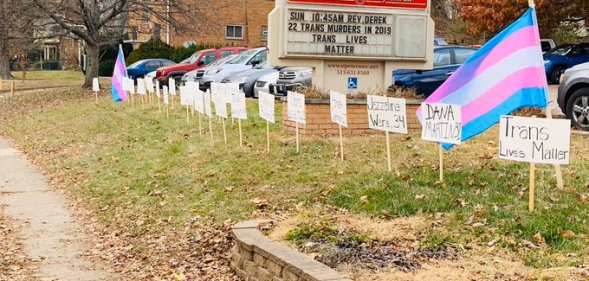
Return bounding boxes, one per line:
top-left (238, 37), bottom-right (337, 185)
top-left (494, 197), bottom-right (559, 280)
top-left (111, 45), bottom-right (128, 102)
top-left (419, 7), bottom-right (548, 149)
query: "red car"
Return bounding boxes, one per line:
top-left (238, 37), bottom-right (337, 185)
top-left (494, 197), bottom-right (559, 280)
top-left (156, 46), bottom-right (248, 85)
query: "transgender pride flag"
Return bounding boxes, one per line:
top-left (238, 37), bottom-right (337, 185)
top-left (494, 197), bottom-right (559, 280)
top-left (111, 45), bottom-right (128, 103)
top-left (419, 7), bottom-right (548, 149)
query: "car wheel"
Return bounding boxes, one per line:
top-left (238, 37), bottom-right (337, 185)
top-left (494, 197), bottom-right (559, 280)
top-left (550, 66), bottom-right (565, 84)
top-left (565, 87), bottom-right (589, 131)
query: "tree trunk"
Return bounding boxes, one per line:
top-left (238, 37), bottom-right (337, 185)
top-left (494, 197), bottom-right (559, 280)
top-left (0, 44), bottom-right (10, 80)
top-left (83, 44), bottom-right (99, 88)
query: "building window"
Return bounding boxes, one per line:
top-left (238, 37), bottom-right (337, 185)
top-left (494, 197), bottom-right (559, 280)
top-left (226, 25), bottom-right (243, 39)
top-left (261, 26), bottom-right (268, 41)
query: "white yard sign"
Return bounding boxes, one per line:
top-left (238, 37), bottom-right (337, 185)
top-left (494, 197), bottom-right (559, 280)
top-left (204, 90), bottom-right (213, 117)
top-left (330, 90), bottom-right (348, 127)
top-left (367, 95), bottom-right (407, 134)
top-left (259, 91), bottom-right (276, 123)
top-left (421, 103), bottom-right (461, 145)
top-left (212, 83), bottom-right (228, 118)
top-left (163, 86), bottom-right (169, 104)
top-left (287, 91), bottom-right (306, 124)
top-left (179, 86), bottom-right (193, 106)
top-left (136, 78), bottom-right (146, 95)
top-left (145, 78), bottom-right (155, 93)
top-left (92, 78), bottom-right (100, 92)
top-left (231, 90), bottom-right (248, 120)
top-left (195, 90), bottom-right (205, 114)
top-left (155, 80), bottom-right (161, 97)
top-left (168, 78), bottom-right (176, 95)
top-left (123, 77), bottom-right (135, 94)
top-left (499, 116), bottom-right (571, 165)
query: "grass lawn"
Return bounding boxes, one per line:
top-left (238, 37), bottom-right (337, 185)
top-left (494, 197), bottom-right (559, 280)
top-left (0, 87), bottom-right (588, 275)
top-left (1, 71), bottom-right (83, 92)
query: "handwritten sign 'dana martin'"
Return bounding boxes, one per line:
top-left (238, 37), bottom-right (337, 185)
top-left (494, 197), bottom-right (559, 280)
top-left (287, 91), bottom-right (306, 124)
top-left (499, 116), bottom-right (571, 165)
top-left (421, 103), bottom-right (461, 145)
top-left (330, 90), bottom-right (348, 127)
top-left (259, 91), bottom-right (276, 123)
top-left (367, 95), bottom-right (407, 134)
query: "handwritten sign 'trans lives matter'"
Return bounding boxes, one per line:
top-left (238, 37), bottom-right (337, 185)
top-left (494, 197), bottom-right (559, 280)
top-left (421, 103), bottom-right (461, 145)
top-left (367, 95), bottom-right (407, 134)
top-left (499, 116), bottom-right (571, 165)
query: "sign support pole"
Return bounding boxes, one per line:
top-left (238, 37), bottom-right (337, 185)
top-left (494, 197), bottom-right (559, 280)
top-left (222, 118), bottom-right (228, 145)
top-left (266, 121), bottom-right (270, 153)
top-left (339, 125), bottom-right (344, 161)
top-left (439, 144), bottom-right (444, 183)
top-left (238, 119), bottom-right (243, 147)
top-left (186, 106), bottom-right (190, 124)
top-left (385, 132), bottom-right (391, 171)
top-left (166, 105), bottom-right (169, 119)
top-left (295, 122), bottom-right (300, 153)
top-left (209, 116), bottom-right (214, 141)
top-left (529, 162), bottom-right (536, 212)
top-left (198, 113), bottom-right (202, 136)
top-left (11, 81), bottom-right (15, 98)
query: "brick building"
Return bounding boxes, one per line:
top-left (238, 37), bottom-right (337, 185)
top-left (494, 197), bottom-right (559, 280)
top-left (129, 0), bottom-right (274, 48)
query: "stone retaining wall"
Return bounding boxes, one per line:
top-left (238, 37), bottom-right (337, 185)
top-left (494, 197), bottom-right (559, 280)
top-left (281, 99), bottom-right (422, 136)
top-left (230, 221), bottom-right (351, 281)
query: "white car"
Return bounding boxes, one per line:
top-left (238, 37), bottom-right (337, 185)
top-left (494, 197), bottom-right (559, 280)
top-left (200, 47), bottom-right (267, 91)
top-left (181, 54), bottom-right (238, 85)
top-left (145, 70), bottom-right (157, 85)
top-left (253, 71), bottom-right (279, 98)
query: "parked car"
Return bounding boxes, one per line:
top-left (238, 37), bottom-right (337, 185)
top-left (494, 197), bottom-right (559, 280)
top-left (434, 35), bottom-right (448, 46)
top-left (254, 71), bottom-right (280, 98)
top-left (544, 43), bottom-right (589, 84)
top-left (155, 47), bottom-right (248, 86)
top-left (127, 59), bottom-right (175, 80)
top-left (181, 54), bottom-right (238, 85)
top-left (392, 45), bottom-right (478, 97)
top-left (268, 67), bottom-right (313, 96)
top-left (221, 64), bottom-right (280, 97)
top-left (540, 39), bottom-right (555, 53)
top-left (199, 47), bottom-right (268, 91)
top-left (557, 62), bottom-right (589, 131)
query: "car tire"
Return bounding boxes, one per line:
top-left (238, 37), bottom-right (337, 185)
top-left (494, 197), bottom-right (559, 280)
top-left (550, 66), bottom-right (565, 84)
top-left (565, 87), bottom-right (589, 131)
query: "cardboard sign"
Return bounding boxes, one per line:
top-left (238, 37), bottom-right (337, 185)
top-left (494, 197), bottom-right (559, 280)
top-left (194, 89), bottom-right (205, 114)
top-left (163, 86), bottom-right (169, 105)
top-left (204, 90), bottom-right (213, 117)
top-left (499, 116), bottom-right (571, 165)
top-left (179, 86), bottom-right (193, 106)
top-left (92, 78), bottom-right (99, 92)
top-left (145, 78), bottom-right (155, 93)
top-left (421, 103), bottom-right (461, 144)
top-left (155, 80), bottom-right (161, 97)
top-left (227, 83), bottom-right (247, 120)
top-left (259, 91), bottom-right (276, 123)
top-left (287, 91), bottom-right (306, 124)
top-left (367, 95), bottom-right (407, 134)
top-left (123, 77), bottom-right (135, 94)
top-left (212, 83), bottom-right (228, 118)
top-left (136, 78), bottom-right (146, 95)
top-left (330, 90), bottom-right (348, 127)
top-left (169, 78), bottom-right (176, 95)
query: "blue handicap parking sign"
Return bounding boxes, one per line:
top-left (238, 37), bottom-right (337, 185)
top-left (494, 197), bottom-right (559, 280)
top-left (348, 77), bottom-right (358, 90)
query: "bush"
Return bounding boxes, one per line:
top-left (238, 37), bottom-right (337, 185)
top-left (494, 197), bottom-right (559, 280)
top-left (126, 38), bottom-right (174, 65)
top-left (98, 59), bottom-right (115, 76)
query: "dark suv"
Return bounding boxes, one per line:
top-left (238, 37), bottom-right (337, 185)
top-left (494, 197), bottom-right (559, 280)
top-left (558, 62), bottom-right (589, 131)
top-left (392, 46), bottom-right (478, 97)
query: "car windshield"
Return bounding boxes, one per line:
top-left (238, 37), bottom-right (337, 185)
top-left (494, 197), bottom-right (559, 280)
top-left (228, 49), bottom-right (259, 64)
top-left (181, 52), bottom-right (201, 64)
top-left (209, 54), bottom-right (238, 67)
top-left (128, 60), bottom-right (144, 68)
top-left (547, 45), bottom-right (572, 56)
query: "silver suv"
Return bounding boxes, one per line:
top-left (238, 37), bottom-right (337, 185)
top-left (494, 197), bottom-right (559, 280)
top-left (268, 67), bottom-right (312, 96)
top-left (558, 62), bottom-right (589, 131)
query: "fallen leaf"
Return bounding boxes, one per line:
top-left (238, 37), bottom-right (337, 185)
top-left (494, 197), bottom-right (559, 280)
top-left (532, 232), bottom-right (545, 245)
top-left (560, 230), bottom-right (575, 239)
top-left (360, 195), bottom-right (369, 204)
top-left (415, 194), bottom-right (425, 200)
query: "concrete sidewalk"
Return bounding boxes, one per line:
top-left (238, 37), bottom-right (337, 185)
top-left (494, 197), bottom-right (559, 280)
top-left (0, 137), bottom-right (113, 281)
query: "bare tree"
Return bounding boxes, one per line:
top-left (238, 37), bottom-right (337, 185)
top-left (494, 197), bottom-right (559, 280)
top-left (32, 0), bottom-right (212, 88)
top-left (0, 0), bottom-right (36, 79)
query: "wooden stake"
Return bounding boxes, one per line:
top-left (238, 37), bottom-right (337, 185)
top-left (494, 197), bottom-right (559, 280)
top-left (439, 144), bottom-right (444, 183)
top-left (339, 125), bottom-right (344, 161)
top-left (222, 118), bottom-right (227, 145)
top-left (10, 81), bottom-right (15, 98)
top-left (198, 113), bottom-right (202, 136)
top-left (385, 131), bottom-right (392, 171)
top-left (171, 94), bottom-right (174, 109)
top-left (142, 95), bottom-right (145, 109)
top-left (186, 106), bottom-right (190, 124)
top-left (529, 162), bottom-right (536, 212)
top-left (266, 121), bottom-right (270, 153)
top-left (209, 116), bottom-right (214, 141)
top-left (238, 119), bottom-right (243, 147)
top-left (166, 105), bottom-right (169, 119)
top-left (95, 91), bottom-right (98, 104)
top-left (157, 95), bottom-right (161, 113)
top-left (295, 122), bottom-right (300, 153)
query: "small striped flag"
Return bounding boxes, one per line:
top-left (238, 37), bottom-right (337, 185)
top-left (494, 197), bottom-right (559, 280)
top-left (111, 45), bottom-right (128, 102)
top-left (419, 8), bottom-right (548, 149)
